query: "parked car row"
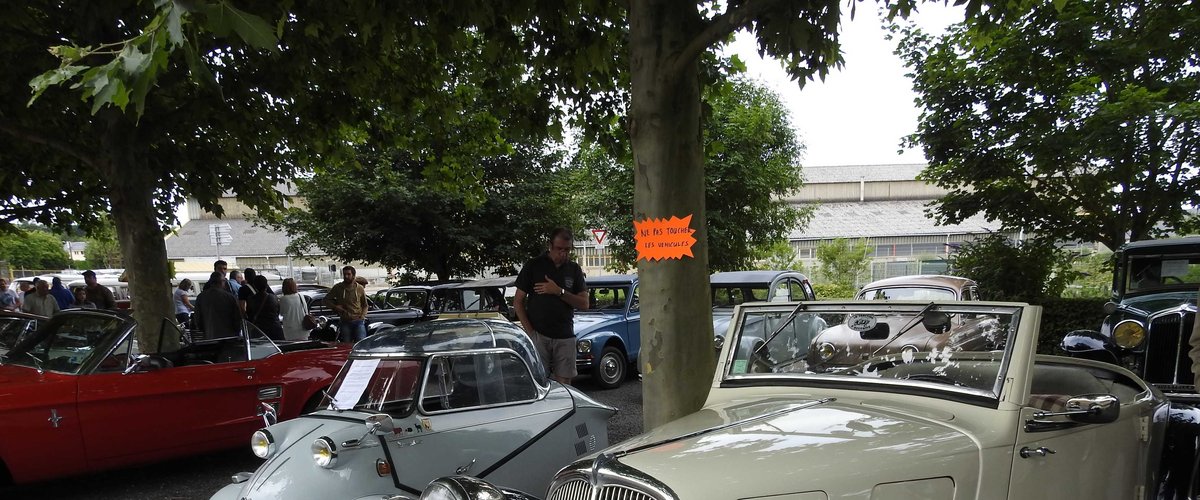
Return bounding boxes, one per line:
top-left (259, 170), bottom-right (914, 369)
top-left (15, 239), bottom-right (1195, 500)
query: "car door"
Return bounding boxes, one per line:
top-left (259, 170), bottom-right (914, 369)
top-left (75, 324), bottom-right (266, 466)
top-left (1007, 362), bottom-right (1162, 499)
top-left (625, 284), bottom-right (641, 361)
top-left (385, 351), bottom-right (574, 491)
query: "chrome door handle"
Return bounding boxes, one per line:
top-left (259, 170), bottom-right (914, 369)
top-left (1020, 446), bottom-right (1056, 458)
top-left (234, 367), bottom-right (256, 373)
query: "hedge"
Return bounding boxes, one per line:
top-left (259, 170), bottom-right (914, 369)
top-left (1032, 297), bottom-right (1109, 354)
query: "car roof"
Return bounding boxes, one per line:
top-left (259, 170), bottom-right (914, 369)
top-left (450, 276), bottom-right (517, 289)
top-left (1119, 236), bottom-right (1200, 255)
top-left (586, 274), bottom-right (637, 286)
top-left (353, 318), bottom-right (532, 355)
top-left (860, 275), bottom-right (975, 290)
top-left (709, 270), bottom-right (808, 285)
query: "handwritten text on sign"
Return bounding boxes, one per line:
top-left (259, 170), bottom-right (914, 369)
top-left (634, 215), bottom-right (697, 261)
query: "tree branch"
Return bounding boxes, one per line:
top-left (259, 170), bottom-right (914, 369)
top-left (0, 119), bottom-right (97, 169)
top-left (668, 0), bottom-right (786, 80)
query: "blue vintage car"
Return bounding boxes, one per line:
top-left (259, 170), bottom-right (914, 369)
top-left (575, 274), bottom-right (639, 389)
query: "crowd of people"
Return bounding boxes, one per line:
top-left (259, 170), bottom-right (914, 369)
top-left (0, 270), bottom-right (115, 315)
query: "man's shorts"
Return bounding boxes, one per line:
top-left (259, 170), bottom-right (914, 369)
top-left (531, 330), bottom-right (578, 380)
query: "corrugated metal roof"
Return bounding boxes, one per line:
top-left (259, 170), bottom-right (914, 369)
top-left (802, 164), bottom-right (927, 184)
top-left (789, 200), bottom-right (1002, 240)
top-left (165, 218), bottom-right (318, 258)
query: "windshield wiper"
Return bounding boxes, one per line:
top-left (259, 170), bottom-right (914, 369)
top-left (753, 301), bottom-right (810, 357)
top-left (870, 301), bottom-right (937, 358)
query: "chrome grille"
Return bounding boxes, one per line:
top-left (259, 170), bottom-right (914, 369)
top-left (548, 479), bottom-right (656, 500)
top-left (1143, 311), bottom-right (1195, 390)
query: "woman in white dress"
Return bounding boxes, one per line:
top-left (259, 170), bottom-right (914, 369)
top-left (278, 278), bottom-right (309, 340)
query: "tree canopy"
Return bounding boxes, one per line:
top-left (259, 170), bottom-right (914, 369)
top-left (0, 228), bottom-right (71, 270)
top-left (895, 0), bottom-right (1200, 251)
top-left (17, 0), bottom-right (1021, 427)
top-left (569, 77), bottom-right (810, 273)
top-left (267, 145), bottom-right (573, 281)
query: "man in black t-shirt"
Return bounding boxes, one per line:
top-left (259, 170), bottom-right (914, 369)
top-left (514, 227), bottom-right (588, 384)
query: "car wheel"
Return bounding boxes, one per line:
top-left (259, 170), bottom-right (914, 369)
top-left (594, 346), bottom-right (626, 389)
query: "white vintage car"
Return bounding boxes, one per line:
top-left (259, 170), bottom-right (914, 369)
top-left (209, 318), bottom-right (615, 500)
top-left (421, 301), bottom-right (1179, 500)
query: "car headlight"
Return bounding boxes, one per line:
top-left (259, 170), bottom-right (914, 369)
top-left (421, 476), bottom-right (506, 500)
top-left (312, 436), bottom-right (337, 468)
top-left (1113, 320), bottom-right (1146, 349)
top-left (250, 429), bottom-right (275, 459)
top-left (577, 340), bottom-right (591, 354)
top-left (817, 342), bottom-right (836, 361)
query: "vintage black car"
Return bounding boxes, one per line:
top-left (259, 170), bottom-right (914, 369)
top-left (1061, 236), bottom-right (1200, 496)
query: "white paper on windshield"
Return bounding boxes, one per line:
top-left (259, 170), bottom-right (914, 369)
top-left (1162, 260), bottom-right (1190, 278)
top-left (331, 359), bottom-right (381, 410)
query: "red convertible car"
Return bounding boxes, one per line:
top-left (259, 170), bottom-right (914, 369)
top-left (0, 309), bottom-right (350, 485)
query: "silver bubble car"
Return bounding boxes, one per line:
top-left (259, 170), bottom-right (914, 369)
top-left (210, 319), bottom-right (616, 500)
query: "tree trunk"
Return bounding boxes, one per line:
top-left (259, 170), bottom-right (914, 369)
top-left (98, 110), bottom-right (178, 354)
top-left (629, 0), bottom-right (716, 430)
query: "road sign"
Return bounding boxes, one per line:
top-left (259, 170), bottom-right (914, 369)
top-left (208, 223), bottom-right (232, 246)
top-left (591, 229), bottom-right (607, 246)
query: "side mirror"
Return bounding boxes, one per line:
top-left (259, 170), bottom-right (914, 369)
top-left (258, 402), bottom-right (278, 427)
top-left (365, 413), bottom-right (395, 435)
top-left (343, 414), bottom-right (396, 449)
top-left (1032, 393), bottom-right (1120, 424)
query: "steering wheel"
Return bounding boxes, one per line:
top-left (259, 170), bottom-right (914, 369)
top-left (903, 373), bottom-right (963, 386)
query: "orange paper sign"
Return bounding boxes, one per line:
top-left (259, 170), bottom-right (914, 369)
top-left (634, 215), bottom-right (697, 261)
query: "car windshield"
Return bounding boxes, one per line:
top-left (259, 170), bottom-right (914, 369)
top-left (0, 317), bottom-right (38, 351)
top-left (6, 313), bottom-right (129, 374)
top-left (587, 286), bottom-right (632, 312)
top-left (378, 289), bottom-right (429, 309)
top-left (1125, 255), bottom-right (1200, 294)
top-left (712, 286), bottom-right (769, 308)
top-left (859, 287), bottom-right (956, 301)
top-left (326, 357), bottom-right (425, 415)
top-left (726, 302), bottom-right (1019, 400)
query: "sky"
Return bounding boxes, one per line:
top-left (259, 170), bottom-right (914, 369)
top-left (726, 4), bottom-right (964, 167)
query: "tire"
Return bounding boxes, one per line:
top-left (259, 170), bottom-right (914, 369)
top-left (593, 346), bottom-right (626, 389)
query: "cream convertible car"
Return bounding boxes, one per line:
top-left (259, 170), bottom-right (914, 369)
top-left (420, 301), bottom-right (1182, 500)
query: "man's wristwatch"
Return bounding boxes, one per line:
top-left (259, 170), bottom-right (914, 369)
top-left (559, 288), bottom-right (565, 297)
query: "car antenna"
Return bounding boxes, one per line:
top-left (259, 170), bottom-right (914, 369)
top-left (870, 301), bottom-right (938, 358)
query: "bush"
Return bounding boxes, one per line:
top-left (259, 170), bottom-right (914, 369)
top-left (812, 282), bottom-right (856, 299)
top-left (1033, 297), bottom-right (1109, 354)
top-left (951, 233), bottom-right (1077, 303)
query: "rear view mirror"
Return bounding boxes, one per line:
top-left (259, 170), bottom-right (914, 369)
top-left (859, 323), bottom-right (890, 340)
top-left (1065, 394), bottom-right (1120, 424)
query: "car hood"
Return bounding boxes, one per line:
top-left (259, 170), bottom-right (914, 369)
top-left (1121, 291), bottom-right (1198, 314)
top-left (602, 396), bottom-right (978, 499)
top-left (574, 312), bottom-right (626, 336)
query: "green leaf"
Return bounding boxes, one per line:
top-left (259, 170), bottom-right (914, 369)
top-left (203, 2), bottom-right (278, 53)
top-left (165, 1), bottom-right (186, 47)
top-left (27, 65), bottom-right (86, 106)
top-left (183, 42), bottom-right (222, 99)
top-left (120, 46), bottom-right (152, 78)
